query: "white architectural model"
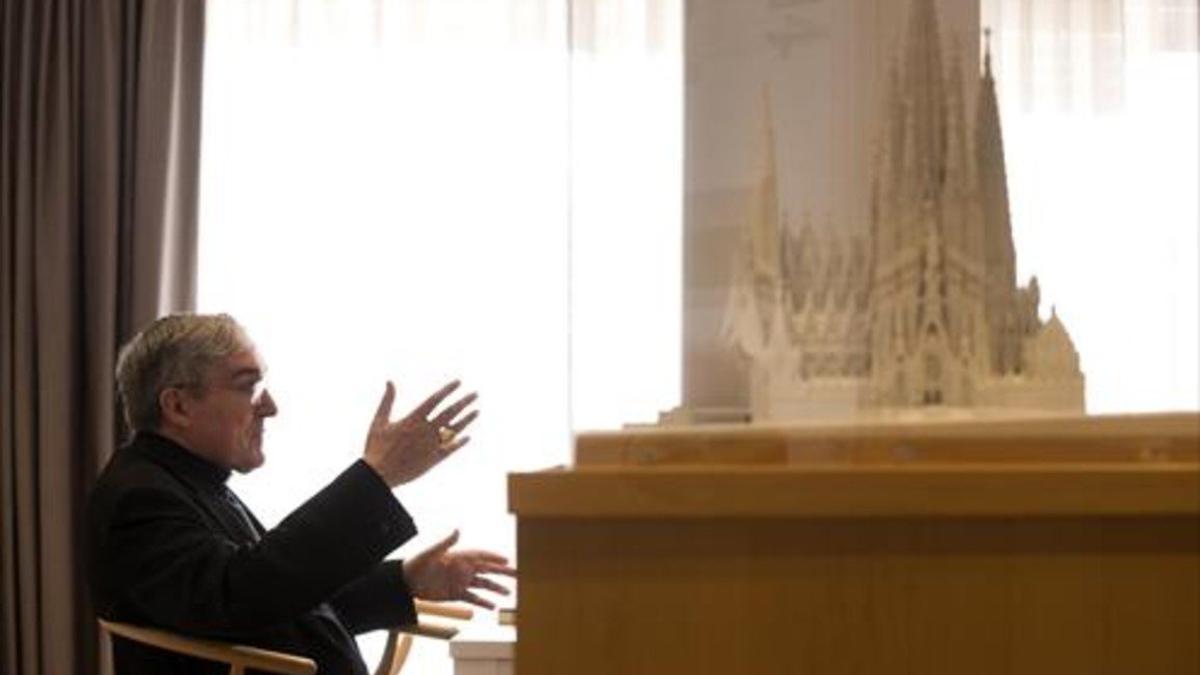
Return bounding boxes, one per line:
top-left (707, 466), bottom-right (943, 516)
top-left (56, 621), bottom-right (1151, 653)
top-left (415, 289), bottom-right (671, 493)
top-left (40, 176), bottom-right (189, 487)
top-left (722, 0), bottom-right (1085, 421)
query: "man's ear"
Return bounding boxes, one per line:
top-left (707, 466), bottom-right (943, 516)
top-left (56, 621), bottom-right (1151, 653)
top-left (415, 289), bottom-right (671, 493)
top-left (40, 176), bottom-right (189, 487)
top-left (159, 388), bottom-right (192, 429)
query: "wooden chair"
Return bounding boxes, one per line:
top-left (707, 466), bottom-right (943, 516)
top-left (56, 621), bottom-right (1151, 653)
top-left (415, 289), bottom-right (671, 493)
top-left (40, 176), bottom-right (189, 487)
top-left (99, 600), bottom-right (473, 675)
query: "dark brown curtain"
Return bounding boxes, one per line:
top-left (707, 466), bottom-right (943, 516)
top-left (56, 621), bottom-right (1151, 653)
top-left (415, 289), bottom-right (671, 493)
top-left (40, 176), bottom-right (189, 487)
top-left (0, 1), bottom-right (205, 673)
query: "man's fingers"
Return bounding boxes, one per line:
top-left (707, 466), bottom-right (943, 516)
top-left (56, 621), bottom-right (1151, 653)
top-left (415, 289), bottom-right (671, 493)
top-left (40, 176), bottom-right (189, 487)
top-left (431, 392), bottom-right (478, 429)
top-left (476, 561), bottom-right (517, 577)
top-left (460, 590), bottom-right (494, 610)
top-left (461, 550), bottom-right (510, 566)
top-left (441, 436), bottom-right (470, 455)
top-left (455, 551), bottom-right (515, 573)
top-left (445, 409), bottom-right (479, 435)
top-left (469, 576), bottom-right (511, 595)
top-left (372, 381), bottom-right (396, 428)
top-left (413, 380), bottom-right (462, 419)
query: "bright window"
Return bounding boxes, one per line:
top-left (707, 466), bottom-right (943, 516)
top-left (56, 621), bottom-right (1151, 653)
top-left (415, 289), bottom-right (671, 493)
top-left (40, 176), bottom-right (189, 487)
top-left (199, 0), bottom-right (1194, 671)
top-left (198, 1), bottom-right (681, 672)
top-left (983, 0), bottom-right (1199, 412)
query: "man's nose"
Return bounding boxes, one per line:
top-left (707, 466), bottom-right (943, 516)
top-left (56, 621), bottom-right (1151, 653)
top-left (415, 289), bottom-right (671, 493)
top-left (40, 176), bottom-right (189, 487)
top-left (254, 389), bottom-right (278, 417)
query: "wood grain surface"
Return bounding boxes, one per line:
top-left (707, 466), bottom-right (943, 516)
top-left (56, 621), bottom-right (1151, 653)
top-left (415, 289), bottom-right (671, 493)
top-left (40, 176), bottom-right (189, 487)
top-left (512, 413), bottom-right (1200, 675)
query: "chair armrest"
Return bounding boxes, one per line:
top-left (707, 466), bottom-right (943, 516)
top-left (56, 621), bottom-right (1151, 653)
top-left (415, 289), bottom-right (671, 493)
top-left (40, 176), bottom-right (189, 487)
top-left (404, 622), bottom-right (459, 641)
top-left (371, 603), bottom-right (471, 675)
top-left (99, 619), bottom-right (317, 675)
top-left (414, 600), bottom-right (474, 621)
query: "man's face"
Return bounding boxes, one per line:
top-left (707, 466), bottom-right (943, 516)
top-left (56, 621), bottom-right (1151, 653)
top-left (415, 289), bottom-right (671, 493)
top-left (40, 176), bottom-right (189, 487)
top-left (183, 344), bottom-right (277, 473)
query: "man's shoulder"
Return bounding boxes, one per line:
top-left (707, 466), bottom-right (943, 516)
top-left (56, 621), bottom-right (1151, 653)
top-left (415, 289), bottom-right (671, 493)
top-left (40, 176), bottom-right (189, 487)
top-left (96, 438), bottom-right (172, 486)
top-left (86, 438), bottom-right (207, 613)
top-left (90, 439), bottom-right (191, 517)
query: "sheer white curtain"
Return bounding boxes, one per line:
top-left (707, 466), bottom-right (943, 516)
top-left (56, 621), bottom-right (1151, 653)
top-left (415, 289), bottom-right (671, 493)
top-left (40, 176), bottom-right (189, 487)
top-left (569, 0), bottom-right (683, 431)
top-left (981, 0), bottom-right (1199, 413)
top-left (198, 0), bottom-right (680, 672)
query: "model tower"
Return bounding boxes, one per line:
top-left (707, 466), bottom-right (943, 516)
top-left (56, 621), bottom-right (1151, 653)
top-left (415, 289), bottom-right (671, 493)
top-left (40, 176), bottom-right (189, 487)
top-left (722, 0), bottom-right (1084, 421)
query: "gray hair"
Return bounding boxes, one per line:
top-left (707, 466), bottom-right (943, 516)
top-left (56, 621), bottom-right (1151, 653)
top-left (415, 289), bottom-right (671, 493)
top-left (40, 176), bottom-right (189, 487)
top-left (115, 313), bottom-right (249, 433)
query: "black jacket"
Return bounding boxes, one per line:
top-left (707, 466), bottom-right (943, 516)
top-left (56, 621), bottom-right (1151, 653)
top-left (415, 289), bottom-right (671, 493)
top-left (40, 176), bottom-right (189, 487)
top-left (87, 432), bottom-right (419, 674)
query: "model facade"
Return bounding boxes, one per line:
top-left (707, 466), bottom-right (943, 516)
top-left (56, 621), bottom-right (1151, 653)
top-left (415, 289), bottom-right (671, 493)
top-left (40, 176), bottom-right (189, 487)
top-left (722, 0), bottom-right (1085, 421)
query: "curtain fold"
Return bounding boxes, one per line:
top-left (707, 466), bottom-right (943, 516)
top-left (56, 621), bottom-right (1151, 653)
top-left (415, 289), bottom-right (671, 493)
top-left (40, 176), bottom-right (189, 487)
top-left (0, 1), bottom-right (204, 673)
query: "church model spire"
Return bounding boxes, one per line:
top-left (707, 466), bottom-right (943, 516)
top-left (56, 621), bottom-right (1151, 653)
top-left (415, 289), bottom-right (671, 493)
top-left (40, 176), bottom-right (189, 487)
top-left (722, 1), bottom-right (1084, 421)
top-left (749, 85), bottom-right (782, 284)
top-left (902, 0), bottom-right (948, 202)
top-left (976, 29), bottom-right (1021, 375)
top-left (722, 85), bottom-right (784, 362)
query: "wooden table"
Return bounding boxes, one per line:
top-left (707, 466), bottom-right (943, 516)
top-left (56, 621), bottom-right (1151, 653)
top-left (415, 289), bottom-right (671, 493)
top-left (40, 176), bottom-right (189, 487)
top-left (509, 413), bottom-right (1200, 675)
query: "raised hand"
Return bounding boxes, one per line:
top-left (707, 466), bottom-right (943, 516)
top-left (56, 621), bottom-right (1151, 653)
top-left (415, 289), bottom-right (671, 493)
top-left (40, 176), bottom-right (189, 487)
top-left (362, 380), bottom-right (479, 488)
top-left (402, 530), bottom-right (517, 610)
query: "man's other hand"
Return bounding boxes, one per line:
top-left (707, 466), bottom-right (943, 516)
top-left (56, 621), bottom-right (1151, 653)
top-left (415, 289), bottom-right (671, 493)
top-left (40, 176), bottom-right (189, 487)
top-left (363, 380), bottom-right (479, 488)
top-left (403, 530), bottom-right (517, 610)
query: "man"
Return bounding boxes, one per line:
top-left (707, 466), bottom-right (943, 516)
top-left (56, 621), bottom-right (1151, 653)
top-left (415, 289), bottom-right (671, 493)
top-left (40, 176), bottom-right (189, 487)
top-left (87, 313), bottom-right (514, 674)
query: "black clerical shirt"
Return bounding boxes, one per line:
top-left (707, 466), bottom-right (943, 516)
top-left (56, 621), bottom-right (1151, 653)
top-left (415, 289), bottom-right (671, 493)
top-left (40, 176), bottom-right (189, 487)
top-left (87, 431), bottom-right (420, 675)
